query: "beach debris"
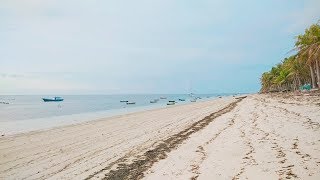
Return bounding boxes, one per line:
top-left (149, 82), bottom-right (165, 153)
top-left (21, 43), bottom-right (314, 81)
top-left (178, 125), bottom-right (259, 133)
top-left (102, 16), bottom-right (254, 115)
top-left (99, 97), bottom-right (246, 180)
top-left (235, 96), bottom-right (247, 99)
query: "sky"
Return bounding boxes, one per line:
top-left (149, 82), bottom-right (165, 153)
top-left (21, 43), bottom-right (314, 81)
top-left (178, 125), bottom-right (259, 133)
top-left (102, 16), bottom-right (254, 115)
top-left (1, 0), bottom-right (320, 95)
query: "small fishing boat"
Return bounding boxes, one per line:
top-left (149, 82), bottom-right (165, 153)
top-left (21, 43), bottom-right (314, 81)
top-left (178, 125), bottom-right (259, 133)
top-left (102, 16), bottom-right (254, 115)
top-left (42, 97), bottom-right (64, 102)
top-left (150, 99), bottom-right (158, 103)
top-left (168, 100), bottom-right (176, 103)
top-left (190, 99), bottom-right (196, 102)
top-left (160, 97), bottom-right (167, 99)
top-left (126, 102), bottom-right (136, 105)
top-left (178, 98), bottom-right (185, 101)
top-left (167, 102), bottom-right (175, 105)
top-left (120, 100), bottom-right (129, 102)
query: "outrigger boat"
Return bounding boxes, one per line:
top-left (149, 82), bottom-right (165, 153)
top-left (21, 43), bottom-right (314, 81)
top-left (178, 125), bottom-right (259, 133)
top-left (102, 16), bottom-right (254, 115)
top-left (42, 97), bottom-right (64, 102)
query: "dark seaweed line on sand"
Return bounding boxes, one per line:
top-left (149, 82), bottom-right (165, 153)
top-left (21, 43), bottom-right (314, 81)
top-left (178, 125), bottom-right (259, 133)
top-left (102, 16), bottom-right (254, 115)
top-left (86, 97), bottom-right (246, 180)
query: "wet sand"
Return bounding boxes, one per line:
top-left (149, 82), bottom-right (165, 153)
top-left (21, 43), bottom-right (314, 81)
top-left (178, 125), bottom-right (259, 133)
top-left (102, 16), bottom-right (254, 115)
top-left (1, 94), bottom-right (320, 180)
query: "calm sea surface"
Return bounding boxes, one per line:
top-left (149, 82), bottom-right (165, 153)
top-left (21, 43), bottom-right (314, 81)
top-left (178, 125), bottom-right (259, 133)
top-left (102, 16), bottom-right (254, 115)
top-left (0, 94), bottom-right (228, 122)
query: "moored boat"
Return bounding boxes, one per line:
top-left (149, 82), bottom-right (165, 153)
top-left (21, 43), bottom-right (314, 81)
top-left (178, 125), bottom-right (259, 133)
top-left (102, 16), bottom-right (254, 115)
top-left (167, 102), bottom-right (175, 105)
top-left (42, 97), bottom-right (64, 102)
top-left (126, 102), bottom-right (136, 105)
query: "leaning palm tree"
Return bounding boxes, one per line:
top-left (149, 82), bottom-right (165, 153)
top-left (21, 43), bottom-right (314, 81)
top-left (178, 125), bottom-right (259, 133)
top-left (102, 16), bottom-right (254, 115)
top-left (284, 55), bottom-right (310, 90)
top-left (260, 22), bottom-right (320, 93)
top-left (295, 23), bottom-right (320, 88)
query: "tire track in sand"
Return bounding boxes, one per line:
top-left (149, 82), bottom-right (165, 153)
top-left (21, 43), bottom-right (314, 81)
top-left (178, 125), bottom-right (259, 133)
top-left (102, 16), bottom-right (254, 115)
top-left (85, 97), bottom-right (246, 180)
top-left (190, 111), bottom-right (239, 180)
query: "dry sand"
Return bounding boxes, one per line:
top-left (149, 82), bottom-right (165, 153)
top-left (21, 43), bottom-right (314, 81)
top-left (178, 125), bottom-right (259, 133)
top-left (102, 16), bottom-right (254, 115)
top-left (0, 97), bottom-right (237, 179)
top-left (0, 94), bottom-right (319, 180)
top-left (144, 94), bottom-right (320, 180)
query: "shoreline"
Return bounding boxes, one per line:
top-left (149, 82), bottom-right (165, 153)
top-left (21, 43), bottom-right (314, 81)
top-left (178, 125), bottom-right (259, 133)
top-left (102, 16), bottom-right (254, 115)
top-left (0, 96), bottom-right (238, 179)
top-left (0, 96), bottom-right (219, 136)
top-left (1, 94), bottom-right (319, 179)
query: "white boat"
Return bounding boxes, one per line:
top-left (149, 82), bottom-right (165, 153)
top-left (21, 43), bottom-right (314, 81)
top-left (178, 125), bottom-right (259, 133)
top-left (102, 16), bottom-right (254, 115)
top-left (167, 102), bottom-right (175, 105)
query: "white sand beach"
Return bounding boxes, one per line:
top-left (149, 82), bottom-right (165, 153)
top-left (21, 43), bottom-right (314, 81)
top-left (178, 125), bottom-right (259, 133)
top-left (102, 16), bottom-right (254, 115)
top-left (0, 94), bottom-right (320, 180)
top-left (144, 94), bottom-right (320, 180)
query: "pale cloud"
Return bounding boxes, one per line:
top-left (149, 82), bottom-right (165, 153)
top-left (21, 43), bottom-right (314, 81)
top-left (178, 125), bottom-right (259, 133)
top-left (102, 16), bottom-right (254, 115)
top-left (0, 73), bottom-right (24, 78)
top-left (0, 72), bottom-right (93, 94)
top-left (1, 0), bottom-right (319, 94)
top-left (285, 0), bottom-right (320, 34)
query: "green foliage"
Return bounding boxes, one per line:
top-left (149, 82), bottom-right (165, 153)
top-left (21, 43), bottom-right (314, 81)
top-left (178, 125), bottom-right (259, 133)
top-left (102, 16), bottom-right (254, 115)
top-left (260, 22), bottom-right (320, 92)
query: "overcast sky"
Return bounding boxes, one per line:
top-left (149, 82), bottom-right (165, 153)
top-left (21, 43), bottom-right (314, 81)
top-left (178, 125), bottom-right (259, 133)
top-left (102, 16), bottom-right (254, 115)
top-left (1, 0), bottom-right (320, 95)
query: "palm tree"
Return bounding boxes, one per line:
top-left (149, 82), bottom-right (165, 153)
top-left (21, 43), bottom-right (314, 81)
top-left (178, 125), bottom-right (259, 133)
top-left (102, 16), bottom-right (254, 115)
top-left (260, 22), bottom-right (320, 93)
top-left (283, 55), bottom-right (310, 90)
top-left (260, 72), bottom-right (273, 92)
top-left (295, 23), bottom-right (320, 88)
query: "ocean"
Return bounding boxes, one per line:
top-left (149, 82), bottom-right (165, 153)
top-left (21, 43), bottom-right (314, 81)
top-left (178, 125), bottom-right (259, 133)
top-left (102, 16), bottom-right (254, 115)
top-left (0, 94), bottom-right (229, 134)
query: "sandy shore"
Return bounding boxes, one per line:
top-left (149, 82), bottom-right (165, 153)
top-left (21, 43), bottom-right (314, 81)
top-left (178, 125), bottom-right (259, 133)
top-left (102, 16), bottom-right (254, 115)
top-left (1, 94), bottom-right (320, 179)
